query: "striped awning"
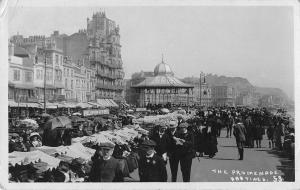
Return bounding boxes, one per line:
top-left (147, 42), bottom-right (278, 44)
top-left (96, 99), bottom-right (108, 107)
top-left (96, 99), bottom-right (119, 108)
top-left (88, 102), bottom-right (104, 108)
top-left (9, 101), bottom-right (42, 108)
top-left (8, 100), bottom-right (18, 107)
top-left (107, 99), bottom-right (118, 107)
top-left (104, 99), bottom-right (112, 107)
top-left (26, 102), bottom-right (42, 108)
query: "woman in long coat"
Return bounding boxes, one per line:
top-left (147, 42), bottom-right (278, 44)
top-left (203, 117), bottom-right (218, 158)
top-left (253, 121), bottom-right (264, 148)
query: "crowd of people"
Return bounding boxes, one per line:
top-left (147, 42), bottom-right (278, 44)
top-left (8, 106), bottom-right (294, 182)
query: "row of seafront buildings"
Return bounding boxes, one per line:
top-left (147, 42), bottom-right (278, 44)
top-left (124, 60), bottom-right (285, 108)
top-left (124, 61), bottom-right (252, 108)
top-left (8, 11), bottom-right (287, 110)
top-left (9, 12), bottom-right (124, 108)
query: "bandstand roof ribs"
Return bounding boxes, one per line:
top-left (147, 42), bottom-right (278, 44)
top-left (132, 57), bottom-right (193, 88)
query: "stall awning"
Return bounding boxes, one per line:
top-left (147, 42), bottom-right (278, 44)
top-left (44, 102), bottom-right (57, 109)
top-left (104, 99), bottom-right (112, 107)
top-left (60, 102), bottom-right (77, 108)
top-left (9, 100), bottom-right (18, 107)
top-left (96, 99), bottom-right (119, 108)
top-left (88, 102), bottom-right (104, 108)
top-left (97, 99), bottom-right (108, 107)
top-left (14, 83), bottom-right (35, 90)
top-left (107, 99), bottom-right (119, 107)
top-left (51, 102), bottom-right (66, 108)
top-left (9, 102), bottom-right (41, 108)
top-left (76, 102), bottom-right (93, 109)
top-left (25, 102), bottom-right (42, 108)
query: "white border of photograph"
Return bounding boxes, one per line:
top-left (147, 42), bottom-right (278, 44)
top-left (0, 0), bottom-right (299, 189)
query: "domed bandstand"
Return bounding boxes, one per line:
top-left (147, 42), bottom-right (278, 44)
top-left (132, 59), bottom-right (194, 108)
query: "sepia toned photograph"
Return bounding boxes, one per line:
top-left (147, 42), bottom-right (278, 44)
top-left (1, 0), bottom-right (299, 189)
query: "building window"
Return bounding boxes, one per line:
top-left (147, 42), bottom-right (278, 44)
top-left (71, 80), bottom-right (73, 89)
top-left (41, 70), bottom-right (44, 80)
top-left (65, 79), bottom-right (68, 88)
top-left (46, 71), bottom-right (52, 81)
top-left (67, 69), bottom-right (69, 77)
top-left (71, 70), bottom-right (73, 77)
top-left (55, 70), bottom-right (62, 81)
top-left (64, 68), bottom-right (66, 77)
top-left (25, 71), bottom-right (32, 82)
top-left (55, 54), bottom-right (59, 65)
top-left (36, 70), bottom-right (40, 79)
top-left (13, 70), bottom-right (20, 81)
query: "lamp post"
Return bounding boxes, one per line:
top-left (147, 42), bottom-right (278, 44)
top-left (199, 72), bottom-right (202, 107)
top-left (44, 51), bottom-right (47, 113)
top-left (199, 72), bottom-right (206, 108)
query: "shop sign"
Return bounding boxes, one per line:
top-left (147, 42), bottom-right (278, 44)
top-left (83, 109), bottom-right (109, 116)
top-left (135, 108), bottom-right (147, 112)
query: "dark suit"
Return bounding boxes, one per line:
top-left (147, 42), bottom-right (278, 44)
top-left (150, 132), bottom-right (168, 157)
top-left (89, 156), bottom-right (124, 182)
top-left (170, 131), bottom-right (195, 182)
top-left (138, 154), bottom-right (167, 182)
top-left (233, 123), bottom-right (247, 160)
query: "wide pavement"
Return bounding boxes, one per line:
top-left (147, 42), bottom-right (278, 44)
top-left (130, 129), bottom-right (294, 182)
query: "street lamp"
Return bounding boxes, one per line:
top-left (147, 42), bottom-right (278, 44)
top-left (199, 72), bottom-right (202, 107)
top-left (44, 51), bottom-right (47, 113)
top-left (199, 71), bottom-right (206, 108)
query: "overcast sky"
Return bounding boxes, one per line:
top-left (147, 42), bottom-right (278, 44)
top-left (8, 6), bottom-right (294, 99)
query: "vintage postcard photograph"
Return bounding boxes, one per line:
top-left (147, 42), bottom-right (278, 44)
top-left (0, 0), bottom-right (299, 189)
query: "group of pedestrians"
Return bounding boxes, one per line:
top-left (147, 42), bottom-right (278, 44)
top-left (132, 106), bottom-right (293, 182)
top-left (12, 106), bottom-right (291, 182)
top-left (9, 131), bottom-right (42, 153)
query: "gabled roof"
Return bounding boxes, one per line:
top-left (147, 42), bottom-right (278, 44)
top-left (132, 75), bottom-right (193, 88)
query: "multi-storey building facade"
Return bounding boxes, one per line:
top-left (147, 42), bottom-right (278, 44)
top-left (9, 35), bottom-right (65, 103)
top-left (192, 83), bottom-right (212, 107)
top-left (32, 40), bottom-right (64, 102)
top-left (211, 85), bottom-right (237, 106)
top-left (87, 12), bottom-right (124, 102)
top-left (73, 62), bottom-right (96, 103)
top-left (9, 11), bottom-right (124, 104)
top-left (63, 56), bottom-right (76, 101)
top-left (8, 43), bottom-right (35, 103)
top-left (235, 91), bottom-right (259, 107)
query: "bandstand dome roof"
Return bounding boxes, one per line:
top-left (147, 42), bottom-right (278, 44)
top-left (133, 58), bottom-right (193, 88)
top-left (154, 61), bottom-right (174, 76)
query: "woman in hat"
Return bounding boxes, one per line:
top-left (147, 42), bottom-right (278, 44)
top-left (204, 116), bottom-right (218, 158)
top-left (29, 132), bottom-right (42, 147)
